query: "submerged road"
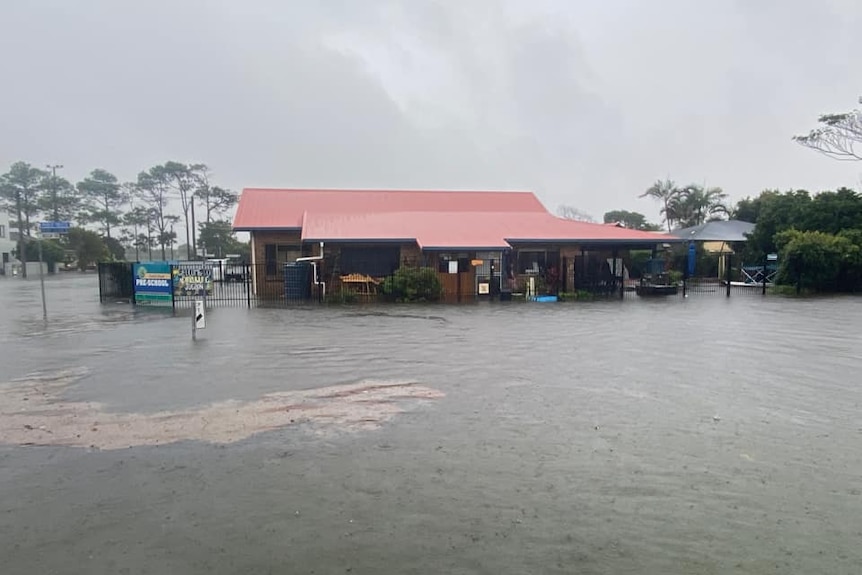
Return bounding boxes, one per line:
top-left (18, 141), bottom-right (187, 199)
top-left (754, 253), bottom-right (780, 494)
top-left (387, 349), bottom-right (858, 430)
top-left (1, 275), bottom-right (861, 574)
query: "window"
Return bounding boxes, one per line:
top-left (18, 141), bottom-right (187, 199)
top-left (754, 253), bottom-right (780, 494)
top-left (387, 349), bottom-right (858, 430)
top-left (516, 249), bottom-right (560, 274)
top-left (265, 243), bottom-right (302, 276)
top-left (340, 246), bottom-right (401, 277)
top-left (437, 253), bottom-right (471, 274)
top-left (0, 224), bottom-right (5, 238)
top-left (517, 250), bottom-right (546, 274)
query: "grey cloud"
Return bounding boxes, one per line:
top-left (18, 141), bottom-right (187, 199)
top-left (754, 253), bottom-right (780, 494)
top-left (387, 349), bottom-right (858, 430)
top-left (1, 0), bottom-right (861, 227)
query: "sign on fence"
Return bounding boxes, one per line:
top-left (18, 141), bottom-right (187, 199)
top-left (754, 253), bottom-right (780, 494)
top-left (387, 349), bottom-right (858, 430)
top-left (133, 262), bottom-right (173, 305)
top-left (173, 264), bottom-right (214, 297)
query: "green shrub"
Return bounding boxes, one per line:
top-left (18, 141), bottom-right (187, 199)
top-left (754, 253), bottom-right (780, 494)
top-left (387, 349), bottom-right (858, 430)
top-left (381, 267), bottom-right (443, 302)
top-left (775, 229), bottom-right (862, 292)
top-left (667, 270), bottom-right (683, 284)
top-left (768, 284), bottom-right (813, 297)
top-left (558, 290), bottom-right (595, 301)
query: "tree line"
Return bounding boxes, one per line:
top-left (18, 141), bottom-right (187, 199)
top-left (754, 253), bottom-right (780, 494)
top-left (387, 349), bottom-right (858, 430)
top-left (635, 179), bottom-right (862, 292)
top-left (559, 180), bottom-right (730, 233)
top-left (0, 161), bottom-right (243, 276)
top-left (736, 187), bottom-right (862, 292)
top-left (629, 96), bottom-right (862, 293)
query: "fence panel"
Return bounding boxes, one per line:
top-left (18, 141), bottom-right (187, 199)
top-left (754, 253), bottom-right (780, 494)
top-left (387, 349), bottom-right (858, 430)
top-left (98, 262), bottom-right (135, 303)
top-left (172, 262), bottom-right (255, 308)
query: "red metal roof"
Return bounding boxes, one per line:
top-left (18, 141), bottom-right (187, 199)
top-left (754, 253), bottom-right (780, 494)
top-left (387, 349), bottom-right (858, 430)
top-left (233, 188), bottom-right (679, 247)
top-left (301, 212), bottom-right (510, 249)
top-left (301, 211), bottom-right (676, 249)
top-left (233, 188), bottom-right (546, 230)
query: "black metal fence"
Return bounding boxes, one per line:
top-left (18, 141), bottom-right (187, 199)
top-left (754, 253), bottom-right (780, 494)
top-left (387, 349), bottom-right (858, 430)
top-left (172, 262), bottom-right (254, 308)
top-left (97, 262), bottom-right (135, 302)
top-left (98, 254), bottom-right (804, 308)
top-left (585, 253), bottom-right (800, 300)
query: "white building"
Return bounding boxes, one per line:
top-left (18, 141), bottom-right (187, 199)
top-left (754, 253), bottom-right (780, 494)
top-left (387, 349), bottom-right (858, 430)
top-left (0, 210), bottom-right (21, 276)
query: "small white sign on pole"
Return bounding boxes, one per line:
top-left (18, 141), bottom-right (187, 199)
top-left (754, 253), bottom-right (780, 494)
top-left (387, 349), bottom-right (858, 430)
top-left (194, 299), bottom-right (206, 329)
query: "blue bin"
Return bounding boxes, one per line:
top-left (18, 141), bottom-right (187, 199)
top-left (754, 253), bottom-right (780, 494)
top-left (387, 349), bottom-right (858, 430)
top-left (284, 262), bottom-right (312, 301)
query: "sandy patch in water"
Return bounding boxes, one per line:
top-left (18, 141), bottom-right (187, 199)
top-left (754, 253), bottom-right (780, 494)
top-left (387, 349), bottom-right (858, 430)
top-left (0, 368), bottom-right (444, 450)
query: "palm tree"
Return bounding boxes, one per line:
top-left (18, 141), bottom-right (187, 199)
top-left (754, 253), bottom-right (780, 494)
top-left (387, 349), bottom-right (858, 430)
top-left (674, 185), bottom-right (729, 228)
top-left (640, 178), bottom-right (679, 232)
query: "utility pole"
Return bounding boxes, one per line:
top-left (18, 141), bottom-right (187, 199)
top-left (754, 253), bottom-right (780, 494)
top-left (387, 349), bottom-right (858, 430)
top-left (46, 164), bottom-right (64, 222)
top-left (129, 197), bottom-right (140, 261)
top-left (190, 197), bottom-right (197, 260)
top-left (37, 234), bottom-right (47, 322)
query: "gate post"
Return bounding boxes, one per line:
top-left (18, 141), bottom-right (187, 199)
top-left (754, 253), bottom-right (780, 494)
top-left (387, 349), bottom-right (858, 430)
top-left (725, 254), bottom-right (732, 298)
top-left (128, 262), bottom-right (137, 305)
top-left (171, 264), bottom-right (177, 314)
top-left (762, 253), bottom-right (768, 296)
top-left (98, 263), bottom-right (104, 303)
top-left (246, 263), bottom-right (252, 308)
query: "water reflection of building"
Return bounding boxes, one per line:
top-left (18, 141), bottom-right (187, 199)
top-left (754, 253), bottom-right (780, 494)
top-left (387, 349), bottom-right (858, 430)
top-left (232, 189), bottom-right (682, 300)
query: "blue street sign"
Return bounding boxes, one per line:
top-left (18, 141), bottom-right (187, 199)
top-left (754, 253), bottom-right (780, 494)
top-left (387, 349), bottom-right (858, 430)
top-left (39, 221), bottom-right (71, 233)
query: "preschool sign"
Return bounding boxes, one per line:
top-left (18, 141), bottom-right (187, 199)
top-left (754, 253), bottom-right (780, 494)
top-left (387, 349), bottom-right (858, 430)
top-left (133, 262), bottom-right (173, 305)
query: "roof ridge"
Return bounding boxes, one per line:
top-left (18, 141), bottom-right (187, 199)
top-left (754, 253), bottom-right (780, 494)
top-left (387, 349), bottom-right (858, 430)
top-left (241, 187), bottom-right (538, 194)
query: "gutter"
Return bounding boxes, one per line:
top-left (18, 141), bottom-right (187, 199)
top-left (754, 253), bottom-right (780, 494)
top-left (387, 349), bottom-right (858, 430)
top-left (296, 241), bottom-right (326, 301)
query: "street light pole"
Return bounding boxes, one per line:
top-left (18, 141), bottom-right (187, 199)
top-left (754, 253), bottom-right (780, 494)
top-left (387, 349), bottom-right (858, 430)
top-left (38, 233), bottom-right (47, 322)
top-left (190, 197), bottom-right (197, 260)
top-left (129, 197), bottom-right (140, 261)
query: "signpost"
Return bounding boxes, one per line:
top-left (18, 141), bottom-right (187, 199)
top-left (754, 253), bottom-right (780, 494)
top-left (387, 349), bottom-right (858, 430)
top-left (36, 221), bottom-right (71, 322)
top-left (192, 287), bottom-right (207, 341)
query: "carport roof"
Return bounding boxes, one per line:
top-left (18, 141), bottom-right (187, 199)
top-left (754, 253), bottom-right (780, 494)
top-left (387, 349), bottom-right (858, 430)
top-left (671, 220), bottom-right (755, 242)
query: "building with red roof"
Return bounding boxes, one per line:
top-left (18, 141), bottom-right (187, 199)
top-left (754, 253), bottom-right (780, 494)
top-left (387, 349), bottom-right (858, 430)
top-left (233, 188), bottom-right (680, 299)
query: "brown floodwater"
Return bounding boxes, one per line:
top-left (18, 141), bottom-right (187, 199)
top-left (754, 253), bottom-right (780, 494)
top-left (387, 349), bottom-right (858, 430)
top-left (1, 275), bottom-right (861, 574)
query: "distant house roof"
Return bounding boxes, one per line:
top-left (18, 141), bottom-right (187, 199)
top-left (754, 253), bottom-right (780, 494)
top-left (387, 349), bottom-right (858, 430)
top-left (234, 188), bottom-right (682, 249)
top-left (671, 220), bottom-right (755, 243)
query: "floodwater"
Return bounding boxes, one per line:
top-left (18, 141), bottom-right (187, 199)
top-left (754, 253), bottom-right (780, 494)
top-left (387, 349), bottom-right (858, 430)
top-left (1, 275), bottom-right (861, 574)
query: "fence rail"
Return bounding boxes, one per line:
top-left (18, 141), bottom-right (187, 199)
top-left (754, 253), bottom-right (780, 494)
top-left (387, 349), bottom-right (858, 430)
top-left (98, 255), bottom-right (804, 308)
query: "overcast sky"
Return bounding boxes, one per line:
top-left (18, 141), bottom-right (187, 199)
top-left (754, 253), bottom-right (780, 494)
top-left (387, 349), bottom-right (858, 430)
top-left (2, 0), bottom-right (861, 223)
